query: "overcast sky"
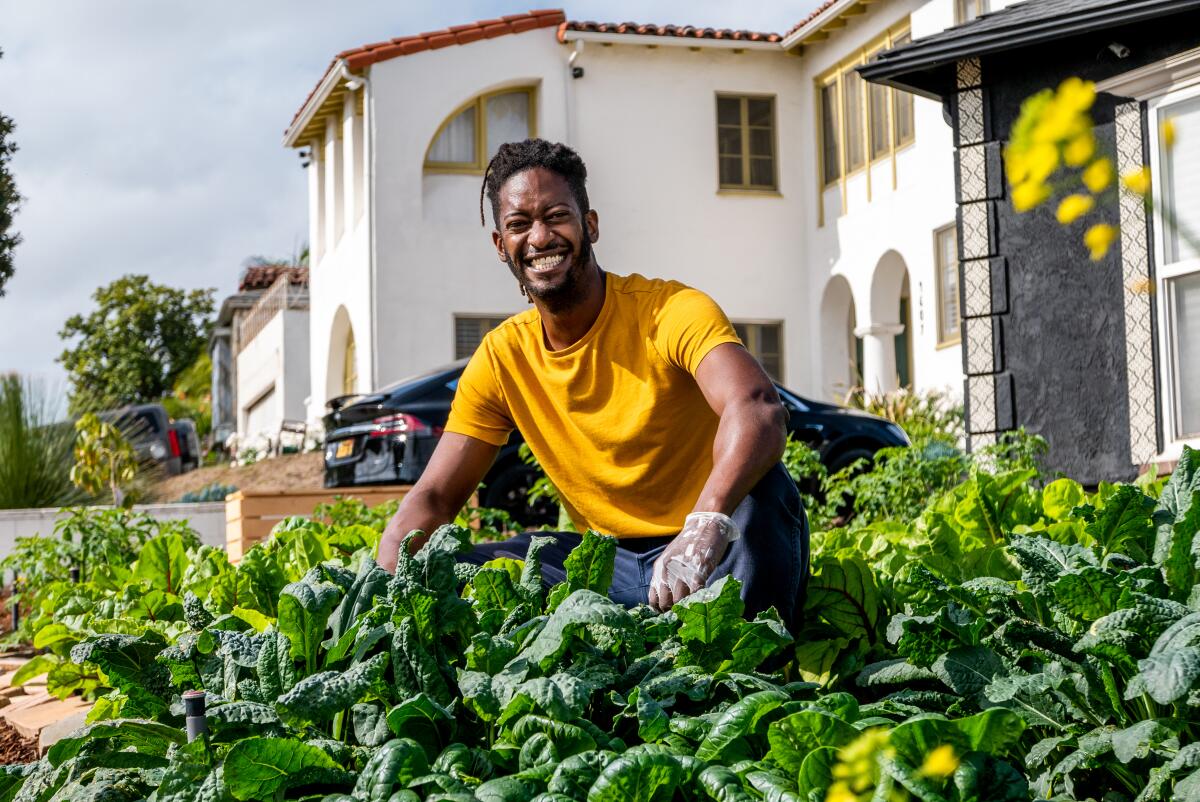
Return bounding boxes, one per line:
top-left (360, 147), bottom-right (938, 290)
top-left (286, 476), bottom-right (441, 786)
top-left (0, 1), bottom-right (819, 391)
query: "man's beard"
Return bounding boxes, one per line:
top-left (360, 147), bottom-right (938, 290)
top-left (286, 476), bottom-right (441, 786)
top-left (506, 239), bottom-right (594, 315)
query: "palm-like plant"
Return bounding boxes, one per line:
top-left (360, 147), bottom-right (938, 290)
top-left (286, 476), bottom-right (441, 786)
top-left (0, 374), bottom-right (88, 509)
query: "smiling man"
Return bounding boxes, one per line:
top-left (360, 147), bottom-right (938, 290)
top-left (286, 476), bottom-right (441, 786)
top-left (378, 139), bottom-right (808, 624)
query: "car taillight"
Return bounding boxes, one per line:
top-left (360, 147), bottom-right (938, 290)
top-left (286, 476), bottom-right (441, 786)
top-left (369, 413), bottom-right (443, 438)
top-left (168, 429), bottom-right (181, 458)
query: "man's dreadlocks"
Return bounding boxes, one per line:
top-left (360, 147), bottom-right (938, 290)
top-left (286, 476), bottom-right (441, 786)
top-left (479, 138), bottom-right (590, 227)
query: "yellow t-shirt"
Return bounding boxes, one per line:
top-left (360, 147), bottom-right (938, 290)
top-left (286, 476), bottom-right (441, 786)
top-left (445, 272), bottom-right (742, 538)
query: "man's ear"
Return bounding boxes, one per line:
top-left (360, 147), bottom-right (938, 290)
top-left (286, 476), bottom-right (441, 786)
top-left (491, 229), bottom-right (508, 263)
top-left (586, 209), bottom-right (599, 243)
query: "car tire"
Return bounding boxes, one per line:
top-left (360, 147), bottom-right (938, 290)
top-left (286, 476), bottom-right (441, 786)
top-left (479, 461), bottom-right (559, 529)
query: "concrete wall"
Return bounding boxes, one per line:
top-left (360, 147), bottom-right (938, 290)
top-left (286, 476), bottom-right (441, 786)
top-left (0, 503), bottom-right (227, 565)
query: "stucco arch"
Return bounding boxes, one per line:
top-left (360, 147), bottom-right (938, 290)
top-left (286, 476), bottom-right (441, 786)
top-left (860, 251), bottom-right (913, 393)
top-left (326, 305), bottom-right (357, 402)
top-left (819, 274), bottom-right (859, 400)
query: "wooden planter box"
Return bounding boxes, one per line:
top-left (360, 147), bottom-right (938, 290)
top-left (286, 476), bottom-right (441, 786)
top-left (225, 486), bottom-right (409, 561)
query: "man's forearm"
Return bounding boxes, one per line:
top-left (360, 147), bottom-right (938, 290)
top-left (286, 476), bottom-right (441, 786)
top-left (377, 486), bottom-right (459, 571)
top-left (692, 398), bottom-right (787, 516)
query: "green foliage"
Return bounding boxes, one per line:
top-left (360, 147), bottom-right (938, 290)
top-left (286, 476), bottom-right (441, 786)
top-left (70, 412), bottom-right (136, 506)
top-left (0, 374), bottom-right (86, 509)
top-left (841, 386), bottom-right (964, 445)
top-left (161, 352), bottom-right (213, 438)
top-left (58, 274), bottom-right (215, 413)
top-left (0, 54), bottom-right (18, 298)
top-left (178, 482), bottom-right (237, 503)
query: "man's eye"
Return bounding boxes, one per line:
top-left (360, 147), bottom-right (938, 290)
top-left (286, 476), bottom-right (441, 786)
top-left (549, 212), bottom-right (569, 221)
top-left (507, 221), bottom-right (529, 231)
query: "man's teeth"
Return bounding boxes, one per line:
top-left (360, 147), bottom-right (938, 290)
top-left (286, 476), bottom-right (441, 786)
top-left (529, 254), bottom-right (565, 270)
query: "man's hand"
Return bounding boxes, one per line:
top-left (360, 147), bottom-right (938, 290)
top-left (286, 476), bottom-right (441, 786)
top-left (648, 512), bottom-right (741, 611)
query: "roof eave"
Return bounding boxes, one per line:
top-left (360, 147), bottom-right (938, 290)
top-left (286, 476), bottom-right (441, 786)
top-left (559, 29), bottom-right (780, 51)
top-left (859, 0), bottom-right (1200, 100)
top-left (781, 0), bottom-right (859, 49)
top-left (283, 60), bottom-right (347, 148)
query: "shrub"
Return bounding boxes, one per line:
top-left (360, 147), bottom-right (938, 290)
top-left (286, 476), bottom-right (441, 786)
top-left (0, 374), bottom-right (87, 509)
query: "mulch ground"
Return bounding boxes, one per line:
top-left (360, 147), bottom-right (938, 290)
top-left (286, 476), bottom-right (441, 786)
top-left (0, 719), bottom-right (37, 764)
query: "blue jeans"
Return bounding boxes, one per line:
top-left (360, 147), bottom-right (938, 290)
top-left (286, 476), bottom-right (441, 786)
top-left (460, 463), bottom-right (810, 629)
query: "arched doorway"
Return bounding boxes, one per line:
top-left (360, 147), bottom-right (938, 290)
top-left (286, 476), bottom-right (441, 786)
top-left (327, 306), bottom-right (357, 402)
top-left (819, 275), bottom-right (859, 400)
top-left (861, 251), bottom-right (912, 394)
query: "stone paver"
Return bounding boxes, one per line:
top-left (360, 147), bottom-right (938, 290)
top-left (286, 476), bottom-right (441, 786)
top-left (38, 709), bottom-right (89, 755)
top-left (7, 697), bottom-right (90, 740)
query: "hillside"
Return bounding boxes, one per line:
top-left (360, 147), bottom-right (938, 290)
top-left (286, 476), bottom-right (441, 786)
top-left (147, 451), bottom-right (325, 502)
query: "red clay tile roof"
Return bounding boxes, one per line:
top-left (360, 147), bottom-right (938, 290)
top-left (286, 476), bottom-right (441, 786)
top-left (288, 10), bottom-right (565, 135)
top-left (239, 265), bottom-right (308, 292)
top-left (785, 0), bottom-right (841, 38)
top-left (558, 20), bottom-right (781, 43)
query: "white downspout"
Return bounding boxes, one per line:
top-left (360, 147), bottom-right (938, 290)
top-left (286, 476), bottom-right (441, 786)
top-left (338, 62), bottom-right (377, 392)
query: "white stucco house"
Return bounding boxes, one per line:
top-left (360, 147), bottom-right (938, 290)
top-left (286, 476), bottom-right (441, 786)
top-left (282, 0), bottom-right (1019, 427)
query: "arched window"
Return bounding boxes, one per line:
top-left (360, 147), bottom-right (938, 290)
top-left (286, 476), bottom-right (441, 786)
top-left (342, 330), bottom-right (357, 396)
top-left (424, 88), bottom-right (536, 173)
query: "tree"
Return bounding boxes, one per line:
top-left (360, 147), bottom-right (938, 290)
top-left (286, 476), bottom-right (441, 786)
top-left (58, 275), bottom-right (215, 413)
top-left (0, 48), bottom-right (20, 296)
top-left (70, 412), bottom-right (136, 507)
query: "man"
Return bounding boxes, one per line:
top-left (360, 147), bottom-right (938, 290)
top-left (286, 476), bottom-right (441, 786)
top-left (378, 139), bottom-right (808, 624)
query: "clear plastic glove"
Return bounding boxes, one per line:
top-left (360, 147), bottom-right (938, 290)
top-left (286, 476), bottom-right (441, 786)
top-left (648, 512), bottom-right (741, 612)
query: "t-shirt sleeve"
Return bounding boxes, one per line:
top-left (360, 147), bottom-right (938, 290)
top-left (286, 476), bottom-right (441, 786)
top-left (444, 338), bottom-right (514, 446)
top-left (652, 284), bottom-right (743, 375)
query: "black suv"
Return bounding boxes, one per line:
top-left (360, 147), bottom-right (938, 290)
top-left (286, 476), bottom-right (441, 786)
top-left (324, 360), bottom-right (909, 525)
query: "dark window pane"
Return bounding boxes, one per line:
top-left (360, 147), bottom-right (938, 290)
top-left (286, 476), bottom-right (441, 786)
top-left (749, 158), bottom-right (775, 188)
top-left (821, 84), bottom-right (840, 183)
top-left (843, 70), bottom-right (865, 171)
top-left (718, 126), bottom-right (742, 156)
top-left (717, 97), bottom-right (741, 126)
top-left (761, 353), bottom-right (782, 383)
top-left (720, 156), bottom-right (744, 186)
top-left (749, 128), bottom-right (773, 157)
top-left (733, 322), bottom-right (748, 343)
top-left (895, 90), bottom-right (914, 145)
top-left (455, 316), bottom-right (507, 359)
top-left (747, 98), bottom-right (773, 127)
top-left (870, 82), bottom-right (890, 159)
top-left (760, 323), bottom-right (780, 354)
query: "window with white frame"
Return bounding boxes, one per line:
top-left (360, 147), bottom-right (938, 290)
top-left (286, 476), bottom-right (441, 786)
top-left (455, 315), bottom-right (509, 360)
top-left (955, 0), bottom-right (990, 25)
top-left (1152, 87), bottom-right (1200, 443)
top-left (934, 224), bottom-right (961, 346)
top-left (732, 322), bottom-right (783, 382)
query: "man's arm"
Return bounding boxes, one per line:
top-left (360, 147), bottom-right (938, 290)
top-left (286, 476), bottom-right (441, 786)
top-left (648, 343), bottom-right (787, 611)
top-left (377, 432), bottom-right (500, 572)
top-left (691, 342), bottom-right (788, 516)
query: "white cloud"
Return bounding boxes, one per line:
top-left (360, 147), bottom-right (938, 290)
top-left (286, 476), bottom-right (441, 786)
top-left (0, 0), bottom-right (819, 385)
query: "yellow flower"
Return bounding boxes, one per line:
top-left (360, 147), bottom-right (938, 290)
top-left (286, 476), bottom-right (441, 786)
top-left (1012, 180), bottom-right (1051, 212)
top-left (1084, 223), bottom-right (1118, 261)
top-left (1056, 77), bottom-right (1096, 113)
top-left (1026, 142), bottom-right (1059, 183)
top-left (1123, 166), bottom-right (1152, 195)
top-left (1163, 117), bottom-right (1177, 149)
top-left (826, 781), bottom-right (858, 802)
top-left (1083, 158), bottom-right (1113, 193)
top-left (920, 745), bottom-right (961, 779)
top-left (1063, 133), bottom-right (1095, 167)
top-left (1056, 194), bottom-right (1094, 224)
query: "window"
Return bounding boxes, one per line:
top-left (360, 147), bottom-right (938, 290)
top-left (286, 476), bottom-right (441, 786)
top-left (455, 315), bottom-right (509, 360)
top-left (955, 0), bottom-right (989, 25)
top-left (817, 23), bottom-right (915, 194)
top-left (717, 95), bottom-right (778, 191)
top-left (1153, 89), bottom-right (1200, 442)
top-left (425, 88), bottom-right (535, 173)
top-left (934, 224), bottom-right (961, 346)
top-left (733, 322), bottom-right (783, 382)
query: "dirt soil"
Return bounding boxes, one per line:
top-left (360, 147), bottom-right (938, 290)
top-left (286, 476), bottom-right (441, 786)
top-left (0, 719), bottom-right (37, 764)
top-left (148, 452), bottom-right (326, 503)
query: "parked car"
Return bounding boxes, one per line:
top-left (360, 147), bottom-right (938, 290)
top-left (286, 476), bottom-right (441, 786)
top-left (100, 403), bottom-right (183, 476)
top-left (170, 418), bottom-right (201, 473)
top-left (324, 360), bottom-right (910, 526)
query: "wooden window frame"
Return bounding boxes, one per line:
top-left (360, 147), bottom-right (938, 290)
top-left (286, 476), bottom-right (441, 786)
top-left (424, 87), bottom-right (538, 175)
top-left (715, 93), bottom-right (779, 193)
top-left (815, 20), bottom-right (914, 224)
top-left (732, 320), bottom-right (784, 382)
top-left (933, 223), bottom-right (962, 348)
